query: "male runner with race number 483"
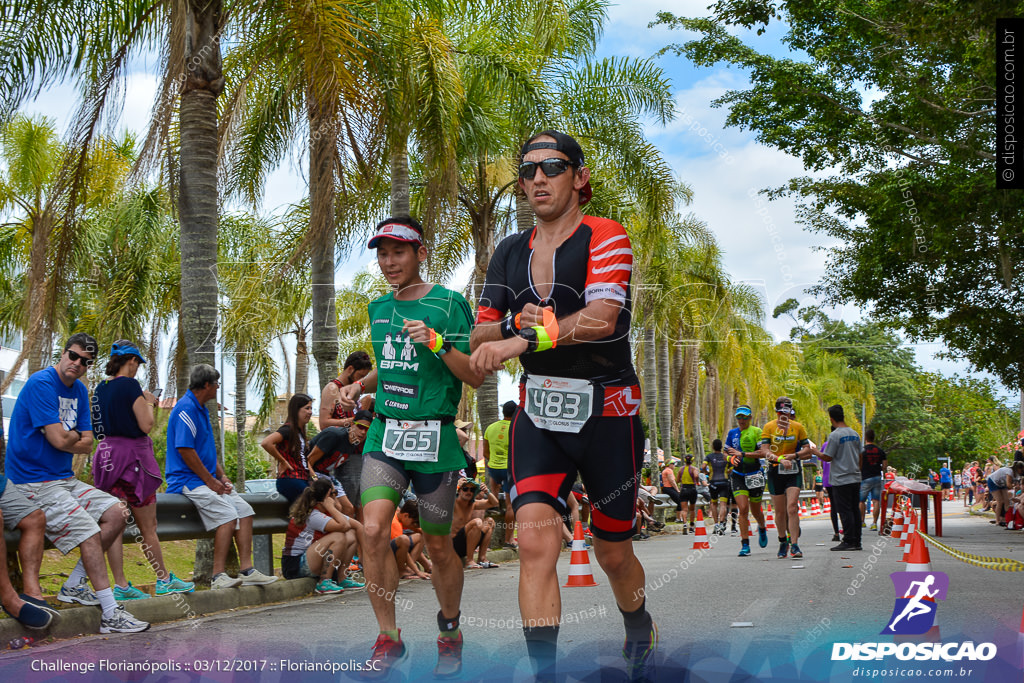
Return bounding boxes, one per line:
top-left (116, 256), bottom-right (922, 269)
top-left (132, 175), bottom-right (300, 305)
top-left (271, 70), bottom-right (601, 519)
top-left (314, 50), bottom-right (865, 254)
top-left (470, 131), bottom-right (654, 682)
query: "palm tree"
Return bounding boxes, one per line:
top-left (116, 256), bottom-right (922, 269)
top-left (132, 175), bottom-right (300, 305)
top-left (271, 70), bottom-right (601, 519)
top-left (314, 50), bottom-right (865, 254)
top-left (0, 116), bottom-right (145, 384)
top-left (220, 0), bottom-right (375, 392)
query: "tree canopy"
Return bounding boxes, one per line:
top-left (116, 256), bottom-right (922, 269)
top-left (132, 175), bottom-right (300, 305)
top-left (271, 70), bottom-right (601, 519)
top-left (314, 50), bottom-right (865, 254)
top-left (654, 0), bottom-right (1024, 392)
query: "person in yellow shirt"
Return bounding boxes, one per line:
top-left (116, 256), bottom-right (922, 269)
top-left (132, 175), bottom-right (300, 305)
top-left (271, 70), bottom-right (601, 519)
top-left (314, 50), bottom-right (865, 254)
top-left (757, 397), bottom-right (813, 559)
top-left (676, 455), bottom-right (700, 533)
top-left (484, 401), bottom-right (516, 548)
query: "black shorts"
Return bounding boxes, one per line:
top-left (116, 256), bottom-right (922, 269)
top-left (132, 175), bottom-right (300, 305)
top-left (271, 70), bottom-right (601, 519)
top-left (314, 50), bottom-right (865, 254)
top-left (679, 485), bottom-right (698, 504)
top-left (767, 470), bottom-right (802, 496)
top-left (452, 527), bottom-right (468, 559)
top-left (814, 484), bottom-right (824, 492)
top-left (940, 482), bottom-right (951, 489)
top-left (508, 412), bottom-right (644, 542)
top-left (709, 482), bottom-right (731, 501)
top-left (730, 471), bottom-right (764, 502)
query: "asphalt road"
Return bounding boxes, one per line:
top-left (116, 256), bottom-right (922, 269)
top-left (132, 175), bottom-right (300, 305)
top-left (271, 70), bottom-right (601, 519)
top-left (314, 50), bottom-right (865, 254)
top-left (2, 508), bottom-right (1021, 682)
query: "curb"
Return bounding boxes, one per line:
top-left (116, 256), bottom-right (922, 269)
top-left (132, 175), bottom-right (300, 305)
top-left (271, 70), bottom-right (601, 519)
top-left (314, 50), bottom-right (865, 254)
top-left (1, 578), bottom-right (317, 644)
top-left (2, 551), bottom-right (522, 645)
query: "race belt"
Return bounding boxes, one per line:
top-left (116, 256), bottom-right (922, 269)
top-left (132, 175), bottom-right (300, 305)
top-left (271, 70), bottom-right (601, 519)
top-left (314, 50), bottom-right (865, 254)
top-left (518, 377), bottom-right (641, 419)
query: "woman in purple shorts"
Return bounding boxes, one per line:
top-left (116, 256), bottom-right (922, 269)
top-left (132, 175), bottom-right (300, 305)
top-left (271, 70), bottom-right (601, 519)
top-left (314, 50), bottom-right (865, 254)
top-left (93, 341), bottom-right (195, 598)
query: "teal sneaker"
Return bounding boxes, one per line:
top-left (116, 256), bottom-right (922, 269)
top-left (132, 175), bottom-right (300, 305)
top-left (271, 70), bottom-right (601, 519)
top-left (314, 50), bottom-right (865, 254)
top-left (156, 573), bottom-right (195, 595)
top-left (113, 582), bottom-right (149, 601)
top-left (315, 579), bottom-right (344, 595)
top-left (738, 543), bottom-right (751, 557)
top-left (339, 577), bottom-right (365, 589)
top-left (758, 526), bottom-right (768, 548)
top-left (777, 541), bottom-right (790, 559)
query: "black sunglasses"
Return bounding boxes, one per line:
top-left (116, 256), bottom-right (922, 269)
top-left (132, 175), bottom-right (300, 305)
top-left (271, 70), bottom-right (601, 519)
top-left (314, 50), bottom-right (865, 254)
top-left (66, 349), bottom-right (95, 366)
top-left (518, 158), bottom-right (573, 180)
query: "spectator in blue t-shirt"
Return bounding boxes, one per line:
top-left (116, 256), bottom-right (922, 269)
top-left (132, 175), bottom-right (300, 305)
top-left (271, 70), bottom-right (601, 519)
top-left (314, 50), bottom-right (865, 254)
top-left (7, 333), bottom-right (148, 633)
top-left (165, 364), bottom-right (277, 589)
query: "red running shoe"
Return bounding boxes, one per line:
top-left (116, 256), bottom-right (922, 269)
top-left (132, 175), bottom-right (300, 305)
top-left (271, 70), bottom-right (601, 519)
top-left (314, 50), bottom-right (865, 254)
top-left (362, 631), bottom-right (407, 680)
top-left (433, 631), bottom-right (464, 678)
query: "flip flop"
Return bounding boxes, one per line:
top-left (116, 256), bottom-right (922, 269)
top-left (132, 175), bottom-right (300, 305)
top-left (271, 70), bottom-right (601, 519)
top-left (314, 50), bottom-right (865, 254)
top-left (465, 562), bottom-right (483, 569)
top-left (2, 600), bottom-right (53, 630)
top-left (478, 561), bottom-right (499, 569)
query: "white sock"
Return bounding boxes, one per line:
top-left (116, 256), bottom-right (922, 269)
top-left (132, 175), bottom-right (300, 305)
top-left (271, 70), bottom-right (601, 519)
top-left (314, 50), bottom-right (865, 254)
top-left (65, 559), bottom-right (88, 587)
top-left (96, 588), bottom-right (118, 619)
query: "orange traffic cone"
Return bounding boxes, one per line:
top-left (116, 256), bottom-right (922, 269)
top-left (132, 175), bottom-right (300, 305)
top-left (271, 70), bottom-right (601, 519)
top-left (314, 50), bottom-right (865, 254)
top-left (890, 506), bottom-right (904, 540)
top-left (765, 506), bottom-right (777, 531)
top-left (824, 498), bottom-right (831, 514)
top-left (692, 509), bottom-right (711, 550)
top-left (904, 529), bottom-right (932, 572)
top-left (564, 520), bottom-right (598, 587)
top-left (899, 512), bottom-right (917, 563)
top-left (811, 499), bottom-right (821, 515)
top-left (800, 500), bottom-right (808, 517)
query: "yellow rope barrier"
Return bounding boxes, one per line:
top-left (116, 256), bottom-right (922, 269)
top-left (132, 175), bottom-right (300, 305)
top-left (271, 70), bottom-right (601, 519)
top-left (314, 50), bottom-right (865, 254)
top-left (916, 531), bottom-right (1024, 572)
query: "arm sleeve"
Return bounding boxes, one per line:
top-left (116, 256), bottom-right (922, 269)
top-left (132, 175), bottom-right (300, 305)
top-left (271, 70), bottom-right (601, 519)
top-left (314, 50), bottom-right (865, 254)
top-left (171, 408), bottom-right (198, 450)
top-left (27, 378), bottom-right (61, 431)
top-left (796, 424), bottom-right (810, 450)
top-left (448, 293), bottom-right (474, 354)
top-left (475, 237), bottom-right (512, 324)
top-left (584, 219), bottom-right (633, 305)
top-left (308, 510), bottom-right (331, 533)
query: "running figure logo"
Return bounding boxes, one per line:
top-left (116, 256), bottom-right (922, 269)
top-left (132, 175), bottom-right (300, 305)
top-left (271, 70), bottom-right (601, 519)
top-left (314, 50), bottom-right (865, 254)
top-left (881, 571), bottom-right (949, 635)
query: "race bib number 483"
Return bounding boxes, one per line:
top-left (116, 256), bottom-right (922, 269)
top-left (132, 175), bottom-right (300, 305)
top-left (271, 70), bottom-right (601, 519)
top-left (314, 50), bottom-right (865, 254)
top-left (383, 419), bottom-right (441, 462)
top-left (524, 375), bottom-right (594, 433)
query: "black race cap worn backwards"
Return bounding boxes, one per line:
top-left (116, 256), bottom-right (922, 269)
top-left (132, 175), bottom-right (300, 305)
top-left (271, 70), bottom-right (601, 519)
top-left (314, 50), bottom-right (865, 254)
top-left (520, 130), bottom-right (592, 205)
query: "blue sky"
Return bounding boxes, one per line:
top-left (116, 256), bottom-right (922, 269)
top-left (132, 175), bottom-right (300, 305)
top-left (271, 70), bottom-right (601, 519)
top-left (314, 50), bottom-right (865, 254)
top-left (14, 1), bottom-right (1006, 416)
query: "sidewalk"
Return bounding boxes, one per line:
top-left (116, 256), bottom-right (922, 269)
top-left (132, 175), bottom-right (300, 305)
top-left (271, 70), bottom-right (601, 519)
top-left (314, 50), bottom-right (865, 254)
top-left (0, 547), bottom-right (519, 645)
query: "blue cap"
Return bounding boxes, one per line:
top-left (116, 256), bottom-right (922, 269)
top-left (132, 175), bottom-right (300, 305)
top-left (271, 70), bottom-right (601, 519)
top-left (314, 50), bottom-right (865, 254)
top-left (110, 342), bottom-right (146, 364)
top-left (735, 405), bottom-right (752, 417)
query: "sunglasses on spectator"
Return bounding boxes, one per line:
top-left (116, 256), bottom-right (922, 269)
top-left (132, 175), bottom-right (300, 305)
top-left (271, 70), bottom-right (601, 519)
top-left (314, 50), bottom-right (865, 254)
top-left (460, 485), bottom-right (478, 492)
top-left (518, 158), bottom-right (573, 180)
top-left (66, 349), bottom-right (95, 366)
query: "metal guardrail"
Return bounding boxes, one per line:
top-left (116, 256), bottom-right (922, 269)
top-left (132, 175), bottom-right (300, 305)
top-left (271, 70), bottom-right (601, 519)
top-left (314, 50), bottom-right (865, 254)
top-left (4, 493), bottom-right (291, 577)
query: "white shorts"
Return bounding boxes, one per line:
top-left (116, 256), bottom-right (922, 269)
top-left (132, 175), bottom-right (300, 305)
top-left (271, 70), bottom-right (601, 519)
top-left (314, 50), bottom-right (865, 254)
top-left (0, 480), bottom-right (42, 530)
top-left (14, 479), bottom-right (121, 554)
top-left (182, 485), bottom-right (255, 531)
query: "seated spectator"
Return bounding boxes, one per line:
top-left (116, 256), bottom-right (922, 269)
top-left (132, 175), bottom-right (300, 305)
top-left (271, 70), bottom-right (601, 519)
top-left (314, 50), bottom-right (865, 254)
top-left (454, 420), bottom-right (478, 481)
top-left (390, 501), bottom-right (428, 579)
top-left (986, 462), bottom-right (1024, 526)
top-left (307, 409), bottom-right (373, 518)
top-left (451, 479), bottom-right (498, 569)
top-left (1, 476), bottom-right (55, 630)
top-left (92, 341), bottom-right (194, 600)
top-left (319, 351), bottom-right (373, 429)
top-left (166, 364), bottom-right (277, 589)
top-left (6, 333), bottom-right (148, 633)
top-left (261, 393), bottom-right (314, 504)
top-left (281, 479), bottom-right (364, 593)
top-left (661, 461), bottom-right (684, 525)
top-left (395, 499), bottom-right (430, 579)
top-left (1007, 486), bottom-right (1024, 530)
